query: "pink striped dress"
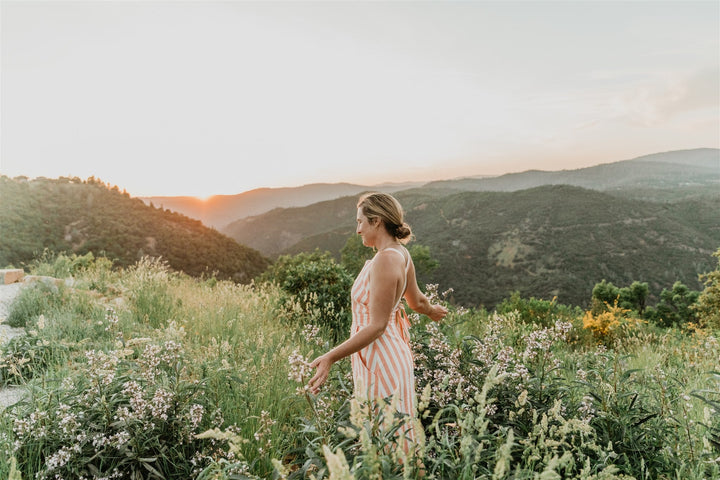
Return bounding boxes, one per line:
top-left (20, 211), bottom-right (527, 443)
top-left (350, 247), bottom-right (416, 433)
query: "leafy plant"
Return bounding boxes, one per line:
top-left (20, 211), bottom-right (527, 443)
top-left (6, 281), bottom-right (67, 328)
top-left (695, 248), bottom-right (720, 329)
top-left (0, 325), bottom-right (67, 386)
top-left (10, 334), bottom-right (222, 479)
top-left (122, 256), bottom-right (177, 328)
top-left (260, 250), bottom-right (353, 342)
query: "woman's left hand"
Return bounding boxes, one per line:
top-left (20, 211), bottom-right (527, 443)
top-left (308, 354), bottom-right (332, 394)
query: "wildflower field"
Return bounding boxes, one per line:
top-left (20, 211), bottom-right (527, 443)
top-left (1, 253), bottom-right (719, 479)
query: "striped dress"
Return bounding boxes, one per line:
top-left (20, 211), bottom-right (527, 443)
top-left (350, 247), bottom-right (416, 432)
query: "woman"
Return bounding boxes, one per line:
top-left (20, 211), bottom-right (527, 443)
top-left (308, 192), bottom-right (448, 445)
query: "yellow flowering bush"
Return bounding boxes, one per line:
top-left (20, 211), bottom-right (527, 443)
top-left (583, 300), bottom-right (645, 345)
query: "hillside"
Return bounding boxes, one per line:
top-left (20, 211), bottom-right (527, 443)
top-left (424, 148), bottom-right (719, 193)
top-left (144, 149), bottom-right (718, 229)
top-left (0, 176), bottom-right (268, 281)
top-left (223, 185), bottom-right (720, 307)
top-left (141, 181), bottom-right (422, 229)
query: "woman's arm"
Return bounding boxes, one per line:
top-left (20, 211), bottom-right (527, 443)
top-left (307, 251), bottom-right (404, 394)
top-left (403, 259), bottom-right (448, 322)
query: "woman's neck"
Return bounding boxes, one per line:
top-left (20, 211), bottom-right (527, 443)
top-left (375, 237), bottom-right (400, 252)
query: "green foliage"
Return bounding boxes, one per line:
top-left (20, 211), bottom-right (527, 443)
top-left (28, 250), bottom-right (97, 279)
top-left (0, 175), bottom-right (268, 282)
top-left (340, 234), bottom-right (439, 278)
top-left (339, 234), bottom-right (373, 276)
top-left (497, 291), bottom-right (582, 327)
top-left (645, 281), bottom-right (701, 328)
top-left (122, 257), bottom-right (177, 329)
top-left (0, 327), bottom-right (67, 386)
top-left (407, 243), bottom-right (439, 277)
top-left (695, 248), bottom-right (720, 329)
top-left (10, 337), bottom-right (220, 479)
top-left (261, 250), bottom-right (353, 342)
top-left (6, 281), bottom-right (67, 328)
top-left (591, 280), bottom-right (649, 315)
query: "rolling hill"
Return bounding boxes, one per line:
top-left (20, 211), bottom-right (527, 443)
top-left (141, 181), bottom-right (423, 229)
top-left (145, 149), bottom-right (718, 229)
top-left (0, 176), bottom-right (269, 281)
top-left (223, 185), bottom-right (720, 308)
top-left (424, 148), bottom-right (719, 193)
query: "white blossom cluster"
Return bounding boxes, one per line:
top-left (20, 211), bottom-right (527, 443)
top-left (414, 316), bottom-right (576, 411)
top-left (287, 349), bottom-right (312, 394)
top-left (7, 336), bottom-right (215, 479)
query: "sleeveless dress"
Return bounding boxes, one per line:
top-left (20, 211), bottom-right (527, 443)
top-left (350, 247), bottom-right (416, 438)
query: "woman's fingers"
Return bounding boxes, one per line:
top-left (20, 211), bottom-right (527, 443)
top-left (307, 357), bottom-right (329, 393)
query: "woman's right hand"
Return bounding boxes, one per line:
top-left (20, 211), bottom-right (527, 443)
top-left (429, 304), bottom-right (448, 322)
top-left (307, 354), bottom-right (333, 394)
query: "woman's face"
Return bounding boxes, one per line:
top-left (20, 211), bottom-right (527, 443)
top-left (356, 207), bottom-right (378, 247)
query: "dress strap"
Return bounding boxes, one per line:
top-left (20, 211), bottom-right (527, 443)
top-left (378, 247), bottom-right (412, 342)
top-left (380, 247), bottom-right (410, 309)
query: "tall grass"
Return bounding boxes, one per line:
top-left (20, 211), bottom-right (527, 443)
top-left (0, 255), bottom-right (718, 479)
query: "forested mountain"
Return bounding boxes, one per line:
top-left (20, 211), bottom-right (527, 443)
top-left (142, 181), bottom-right (422, 229)
top-left (0, 176), bottom-right (268, 281)
top-left (223, 185), bottom-right (720, 307)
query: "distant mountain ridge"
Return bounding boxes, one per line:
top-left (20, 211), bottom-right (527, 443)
top-left (142, 181), bottom-right (424, 229)
top-left (143, 148), bottom-right (718, 228)
top-left (424, 148), bottom-right (719, 192)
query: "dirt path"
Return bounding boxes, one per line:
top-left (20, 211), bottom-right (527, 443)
top-left (0, 283), bottom-right (28, 408)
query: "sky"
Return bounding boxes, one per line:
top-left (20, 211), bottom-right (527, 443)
top-left (1, 1), bottom-right (718, 198)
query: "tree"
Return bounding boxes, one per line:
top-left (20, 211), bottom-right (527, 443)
top-left (620, 281), bottom-right (649, 316)
top-left (645, 281), bottom-right (700, 328)
top-left (340, 234), bottom-right (439, 278)
top-left (591, 279), bottom-right (648, 315)
top-left (340, 234), bottom-right (373, 277)
top-left (695, 248), bottom-right (720, 329)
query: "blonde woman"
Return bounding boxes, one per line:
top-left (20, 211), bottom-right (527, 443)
top-left (308, 192), bottom-right (447, 447)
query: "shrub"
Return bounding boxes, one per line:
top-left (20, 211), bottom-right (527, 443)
top-left (644, 281), bottom-right (700, 328)
top-left (6, 281), bottom-right (67, 328)
top-left (695, 248), bottom-right (720, 330)
top-left (497, 291), bottom-right (581, 328)
top-left (0, 321), bottom-right (67, 386)
top-left (8, 331), bottom-right (223, 479)
top-left (592, 280), bottom-right (649, 316)
top-left (583, 300), bottom-right (645, 345)
top-left (122, 256), bottom-right (177, 328)
top-left (260, 251), bottom-right (353, 342)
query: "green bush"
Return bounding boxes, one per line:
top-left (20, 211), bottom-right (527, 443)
top-left (9, 337), bottom-right (222, 479)
top-left (695, 248), bottom-right (720, 330)
top-left (497, 291), bottom-right (581, 328)
top-left (6, 281), bottom-right (66, 328)
top-left (260, 250), bottom-right (353, 342)
top-left (122, 256), bottom-right (177, 329)
top-left (645, 281), bottom-right (700, 328)
top-left (0, 327), bottom-right (67, 386)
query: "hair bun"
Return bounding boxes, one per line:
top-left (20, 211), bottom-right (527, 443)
top-left (395, 223), bottom-right (412, 240)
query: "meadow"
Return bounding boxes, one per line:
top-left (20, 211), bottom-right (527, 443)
top-left (0, 253), bottom-right (718, 479)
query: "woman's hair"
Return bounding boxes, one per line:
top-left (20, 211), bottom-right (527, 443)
top-left (357, 192), bottom-right (413, 244)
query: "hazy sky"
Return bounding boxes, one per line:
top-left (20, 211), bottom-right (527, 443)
top-left (2, 1), bottom-right (718, 198)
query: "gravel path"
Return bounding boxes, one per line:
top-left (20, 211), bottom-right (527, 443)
top-left (0, 282), bottom-right (27, 408)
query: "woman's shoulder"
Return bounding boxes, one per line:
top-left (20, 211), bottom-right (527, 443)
top-left (373, 247), bottom-right (409, 269)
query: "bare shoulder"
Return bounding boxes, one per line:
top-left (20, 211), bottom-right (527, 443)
top-left (371, 250), bottom-right (405, 276)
